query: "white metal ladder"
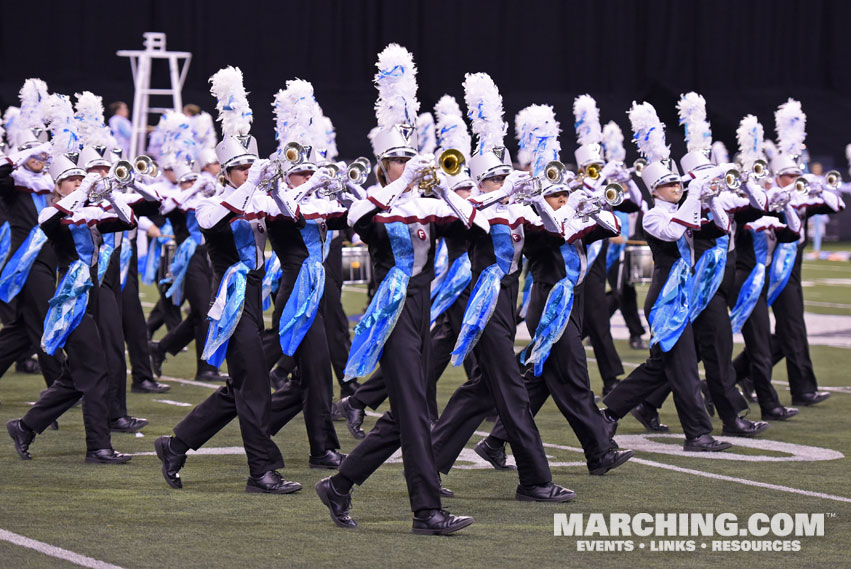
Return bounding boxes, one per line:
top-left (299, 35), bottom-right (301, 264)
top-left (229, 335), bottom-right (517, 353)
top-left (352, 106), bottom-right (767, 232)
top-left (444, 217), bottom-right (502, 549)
top-left (116, 32), bottom-right (192, 157)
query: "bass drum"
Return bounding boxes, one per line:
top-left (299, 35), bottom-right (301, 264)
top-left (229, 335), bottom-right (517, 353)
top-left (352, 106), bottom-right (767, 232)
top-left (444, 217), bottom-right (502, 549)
top-left (625, 245), bottom-right (653, 284)
top-left (342, 246), bottom-right (372, 284)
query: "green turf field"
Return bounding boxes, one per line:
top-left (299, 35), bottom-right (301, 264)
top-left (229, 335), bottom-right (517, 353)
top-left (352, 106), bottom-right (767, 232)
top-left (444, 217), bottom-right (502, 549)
top-left (1, 246), bottom-right (849, 569)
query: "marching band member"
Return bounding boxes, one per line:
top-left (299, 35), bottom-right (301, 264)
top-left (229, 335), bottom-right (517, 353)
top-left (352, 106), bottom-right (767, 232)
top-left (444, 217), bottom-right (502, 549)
top-left (602, 102), bottom-right (730, 452)
top-left (429, 74), bottom-right (576, 502)
top-left (154, 67), bottom-right (295, 494)
top-left (0, 80), bottom-right (65, 390)
top-left (7, 92), bottom-right (136, 463)
top-left (316, 45), bottom-right (481, 534)
top-left (474, 104), bottom-right (634, 475)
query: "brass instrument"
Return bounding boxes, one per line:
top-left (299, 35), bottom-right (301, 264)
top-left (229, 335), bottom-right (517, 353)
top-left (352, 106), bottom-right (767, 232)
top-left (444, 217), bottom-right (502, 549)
top-left (585, 163), bottom-right (602, 180)
top-left (282, 141), bottom-right (305, 164)
top-left (750, 159), bottom-right (767, 181)
top-left (111, 160), bottom-right (134, 184)
top-left (544, 160), bottom-right (568, 185)
top-left (703, 168), bottom-right (743, 200)
top-left (768, 176), bottom-right (809, 212)
top-left (825, 170), bottom-right (842, 190)
top-left (134, 155), bottom-right (159, 178)
top-left (630, 158), bottom-right (647, 174)
top-left (346, 157), bottom-right (371, 185)
top-left (604, 183), bottom-right (625, 206)
top-left (438, 148), bottom-right (465, 177)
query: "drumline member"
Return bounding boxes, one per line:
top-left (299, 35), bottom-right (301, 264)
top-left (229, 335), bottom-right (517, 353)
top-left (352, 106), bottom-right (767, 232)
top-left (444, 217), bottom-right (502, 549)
top-left (473, 104), bottom-right (634, 475)
top-left (428, 73), bottom-right (576, 502)
top-left (7, 92), bottom-right (137, 463)
top-left (601, 101), bottom-right (731, 452)
top-left (316, 44), bottom-right (481, 535)
top-left (154, 67), bottom-right (296, 494)
top-left (335, 94), bottom-right (480, 435)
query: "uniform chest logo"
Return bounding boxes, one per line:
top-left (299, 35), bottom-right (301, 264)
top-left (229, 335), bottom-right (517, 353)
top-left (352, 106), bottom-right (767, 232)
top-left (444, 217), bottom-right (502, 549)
top-left (417, 229), bottom-right (427, 241)
top-left (512, 233), bottom-right (522, 242)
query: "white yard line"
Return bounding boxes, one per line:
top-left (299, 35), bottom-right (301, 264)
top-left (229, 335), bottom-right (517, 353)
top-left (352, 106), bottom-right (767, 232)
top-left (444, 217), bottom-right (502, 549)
top-left (0, 529), bottom-right (125, 569)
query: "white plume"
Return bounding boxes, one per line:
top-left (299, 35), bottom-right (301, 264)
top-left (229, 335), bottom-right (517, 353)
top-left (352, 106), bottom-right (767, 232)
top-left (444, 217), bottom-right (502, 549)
top-left (367, 126), bottom-right (381, 156)
top-left (628, 101), bottom-right (670, 162)
top-left (209, 66), bottom-right (253, 137)
top-left (517, 104), bottom-right (560, 178)
top-left (774, 98), bottom-right (806, 157)
top-left (3, 107), bottom-right (20, 145)
top-left (18, 78), bottom-right (49, 131)
top-left (373, 44), bottom-right (419, 127)
top-left (191, 111), bottom-right (217, 150)
top-left (44, 94), bottom-right (80, 155)
top-left (572, 94), bottom-right (602, 145)
top-left (601, 121), bottom-right (626, 162)
top-left (272, 78), bottom-right (318, 155)
top-left (157, 111), bottom-right (198, 163)
top-left (677, 92), bottom-right (712, 152)
top-left (435, 99), bottom-right (471, 161)
top-left (434, 95), bottom-right (462, 121)
top-left (75, 91), bottom-right (116, 148)
top-left (763, 139), bottom-right (778, 162)
top-left (736, 115), bottom-right (764, 165)
top-left (846, 143), bottom-right (851, 165)
top-left (514, 106), bottom-right (533, 167)
top-left (416, 112), bottom-right (436, 154)
top-left (320, 115), bottom-right (338, 161)
top-left (711, 141), bottom-right (730, 165)
top-left (463, 72), bottom-right (506, 155)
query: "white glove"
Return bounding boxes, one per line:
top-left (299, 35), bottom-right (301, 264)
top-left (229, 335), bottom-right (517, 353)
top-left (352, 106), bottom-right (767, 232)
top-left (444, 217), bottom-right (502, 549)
top-left (7, 142), bottom-right (51, 168)
top-left (399, 154), bottom-right (435, 186)
top-left (246, 159), bottom-right (270, 186)
top-left (502, 170), bottom-right (532, 195)
top-left (599, 161), bottom-right (620, 182)
top-left (80, 172), bottom-right (105, 199)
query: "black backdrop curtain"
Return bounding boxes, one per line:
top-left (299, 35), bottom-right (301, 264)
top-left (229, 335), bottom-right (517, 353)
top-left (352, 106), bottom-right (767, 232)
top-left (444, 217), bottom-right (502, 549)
top-left (2, 0), bottom-right (850, 167)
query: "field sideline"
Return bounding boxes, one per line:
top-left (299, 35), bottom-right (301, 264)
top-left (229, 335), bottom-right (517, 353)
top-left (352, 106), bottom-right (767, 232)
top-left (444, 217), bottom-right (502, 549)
top-left (0, 247), bottom-right (849, 569)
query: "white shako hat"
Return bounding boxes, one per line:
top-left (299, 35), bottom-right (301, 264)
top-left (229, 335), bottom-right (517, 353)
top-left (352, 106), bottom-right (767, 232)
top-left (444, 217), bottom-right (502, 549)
top-left (677, 92), bottom-right (714, 175)
top-left (572, 94), bottom-right (604, 170)
top-left (272, 78), bottom-right (322, 174)
top-left (521, 104), bottom-right (569, 196)
top-left (464, 72), bottom-right (511, 182)
top-left (434, 95), bottom-right (475, 192)
top-left (772, 98), bottom-right (806, 177)
top-left (371, 43), bottom-right (420, 161)
top-left (44, 94), bottom-right (85, 182)
top-left (14, 78), bottom-right (50, 150)
top-left (75, 91), bottom-right (119, 170)
top-left (628, 101), bottom-right (680, 191)
top-left (158, 111), bottom-right (198, 182)
top-left (736, 115), bottom-right (765, 171)
top-left (601, 120), bottom-right (627, 163)
top-left (210, 66), bottom-right (257, 170)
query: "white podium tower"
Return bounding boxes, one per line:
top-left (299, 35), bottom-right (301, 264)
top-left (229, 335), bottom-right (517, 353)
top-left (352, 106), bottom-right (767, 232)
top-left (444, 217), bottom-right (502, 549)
top-left (117, 33), bottom-right (192, 157)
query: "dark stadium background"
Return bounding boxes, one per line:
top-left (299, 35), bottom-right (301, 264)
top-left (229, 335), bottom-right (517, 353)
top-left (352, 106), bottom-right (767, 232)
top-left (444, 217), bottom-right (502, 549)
top-left (2, 0), bottom-right (850, 169)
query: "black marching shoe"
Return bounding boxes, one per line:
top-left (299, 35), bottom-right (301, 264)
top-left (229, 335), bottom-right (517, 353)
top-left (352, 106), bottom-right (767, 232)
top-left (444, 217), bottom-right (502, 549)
top-left (587, 449), bottom-right (634, 475)
top-left (721, 417), bottom-right (769, 438)
top-left (154, 435), bottom-right (187, 489)
top-left (739, 378), bottom-right (757, 403)
top-left (412, 509), bottom-right (474, 536)
top-left (791, 391), bottom-right (830, 406)
top-left (110, 416), bottom-right (148, 433)
top-left (131, 378), bottom-right (171, 394)
top-left (683, 434), bottom-right (732, 452)
top-left (7, 419), bottom-right (35, 460)
top-left (245, 470), bottom-right (301, 494)
top-left (149, 341), bottom-right (165, 377)
top-left (629, 335), bottom-right (649, 350)
top-left (761, 406), bottom-right (799, 421)
top-left (269, 367), bottom-right (289, 391)
top-left (630, 402), bottom-right (669, 433)
top-left (309, 449), bottom-right (346, 470)
top-left (195, 370), bottom-right (229, 382)
top-left (474, 439), bottom-right (516, 470)
top-left (85, 448), bottom-right (132, 464)
top-left (337, 396), bottom-right (366, 440)
top-left (601, 409), bottom-right (620, 449)
top-left (515, 482), bottom-right (576, 503)
top-left (439, 476), bottom-right (454, 497)
top-left (315, 477), bottom-right (357, 528)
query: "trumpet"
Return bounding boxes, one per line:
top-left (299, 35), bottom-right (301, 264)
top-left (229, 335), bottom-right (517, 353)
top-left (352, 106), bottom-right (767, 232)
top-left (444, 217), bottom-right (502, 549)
top-left (346, 157), bottom-right (372, 185)
top-left (134, 155), bottom-right (159, 178)
top-left (584, 162), bottom-right (602, 180)
top-left (825, 169), bottom-right (842, 190)
top-left (767, 176), bottom-right (809, 212)
top-left (701, 168), bottom-right (743, 200)
top-left (748, 159), bottom-right (768, 182)
top-left (282, 141), bottom-right (306, 165)
top-left (603, 183), bottom-right (625, 207)
top-left (111, 160), bottom-right (135, 185)
top-left (544, 160), bottom-right (568, 185)
top-left (438, 148), bottom-right (465, 177)
top-left (630, 158), bottom-right (647, 175)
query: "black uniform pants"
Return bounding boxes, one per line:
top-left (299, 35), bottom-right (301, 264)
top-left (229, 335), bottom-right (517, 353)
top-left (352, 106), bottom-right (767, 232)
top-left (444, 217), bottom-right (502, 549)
top-left (338, 286), bottom-right (442, 513)
top-left (430, 278), bottom-right (552, 487)
top-left (121, 240), bottom-right (156, 385)
top-left (158, 247), bottom-right (216, 375)
top-left (0, 262), bottom-right (65, 387)
top-left (97, 283), bottom-right (128, 421)
top-left (606, 260), bottom-right (646, 338)
top-left (23, 313), bottom-right (112, 451)
top-left (323, 271), bottom-right (351, 386)
top-left (582, 243), bottom-right (624, 383)
top-left (603, 323), bottom-right (714, 439)
top-left (173, 286), bottom-right (284, 476)
top-left (489, 283), bottom-right (610, 462)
